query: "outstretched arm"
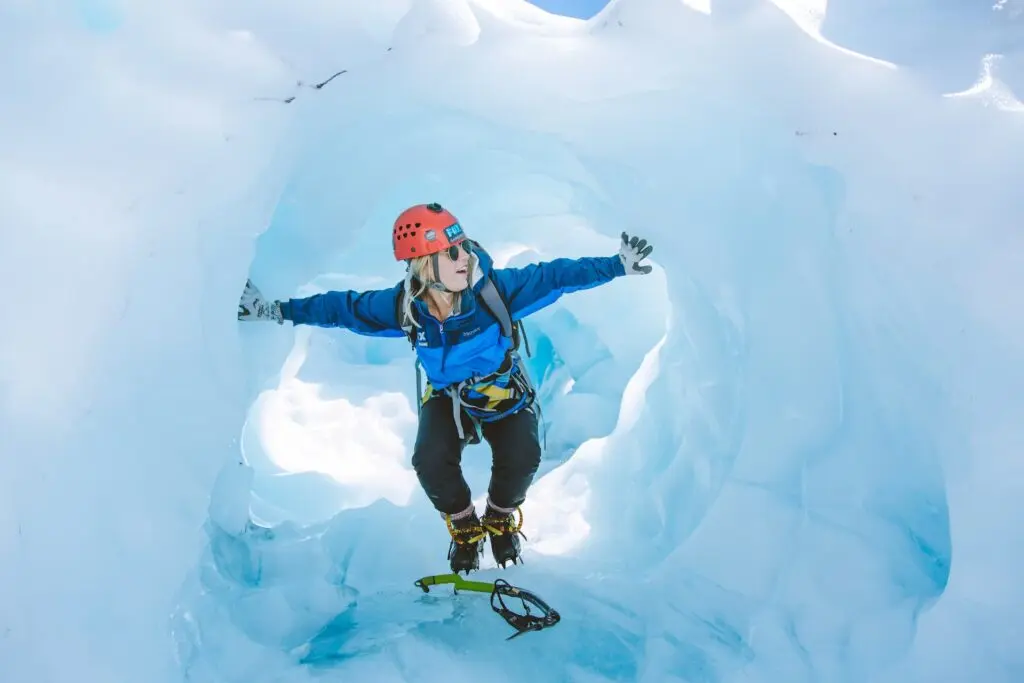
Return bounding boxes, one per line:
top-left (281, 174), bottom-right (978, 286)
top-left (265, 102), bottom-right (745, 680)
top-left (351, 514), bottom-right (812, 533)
top-left (491, 232), bottom-right (654, 320)
top-left (280, 285), bottom-right (406, 337)
top-left (238, 279), bottom-right (406, 338)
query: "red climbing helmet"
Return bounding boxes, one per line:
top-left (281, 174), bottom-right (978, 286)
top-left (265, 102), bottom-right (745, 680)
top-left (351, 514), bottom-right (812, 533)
top-left (392, 202), bottom-right (467, 261)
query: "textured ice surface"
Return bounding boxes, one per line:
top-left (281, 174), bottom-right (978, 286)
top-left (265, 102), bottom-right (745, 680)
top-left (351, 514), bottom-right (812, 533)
top-left (2, 2), bottom-right (1021, 682)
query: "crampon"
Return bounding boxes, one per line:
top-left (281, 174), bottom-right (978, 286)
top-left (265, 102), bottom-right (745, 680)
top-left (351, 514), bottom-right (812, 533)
top-left (482, 505), bottom-right (526, 568)
top-left (414, 574), bottom-right (560, 640)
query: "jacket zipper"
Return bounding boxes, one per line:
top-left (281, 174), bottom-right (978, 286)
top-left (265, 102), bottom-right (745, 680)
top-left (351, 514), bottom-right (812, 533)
top-left (438, 317), bottom-right (448, 371)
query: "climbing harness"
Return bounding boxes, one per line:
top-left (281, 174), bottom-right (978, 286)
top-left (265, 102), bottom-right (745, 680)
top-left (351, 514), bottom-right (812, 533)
top-left (414, 573), bottom-right (561, 640)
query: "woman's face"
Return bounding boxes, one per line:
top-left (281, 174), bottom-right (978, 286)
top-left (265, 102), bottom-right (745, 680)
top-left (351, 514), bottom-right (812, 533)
top-left (434, 241), bottom-right (472, 292)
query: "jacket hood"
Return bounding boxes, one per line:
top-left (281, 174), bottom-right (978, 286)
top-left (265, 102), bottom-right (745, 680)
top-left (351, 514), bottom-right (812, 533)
top-left (467, 239), bottom-right (495, 293)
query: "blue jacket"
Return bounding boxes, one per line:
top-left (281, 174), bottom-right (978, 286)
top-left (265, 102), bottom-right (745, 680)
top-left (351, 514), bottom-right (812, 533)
top-left (279, 248), bottom-right (625, 392)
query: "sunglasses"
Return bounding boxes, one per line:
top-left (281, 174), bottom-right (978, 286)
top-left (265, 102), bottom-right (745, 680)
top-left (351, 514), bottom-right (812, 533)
top-left (444, 240), bottom-right (473, 261)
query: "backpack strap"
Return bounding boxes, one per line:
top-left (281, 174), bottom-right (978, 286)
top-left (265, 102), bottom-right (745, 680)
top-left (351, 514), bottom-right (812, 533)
top-left (478, 275), bottom-right (514, 341)
top-left (469, 242), bottom-right (529, 357)
top-left (475, 265), bottom-right (541, 447)
top-left (395, 286), bottom-right (416, 348)
top-left (395, 286), bottom-right (427, 416)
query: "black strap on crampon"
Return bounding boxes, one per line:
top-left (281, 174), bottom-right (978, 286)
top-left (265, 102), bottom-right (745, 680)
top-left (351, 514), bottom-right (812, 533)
top-left (489, 578), bottom-right (561, 640)
top-left (415, 574), bottom-right (560, 640)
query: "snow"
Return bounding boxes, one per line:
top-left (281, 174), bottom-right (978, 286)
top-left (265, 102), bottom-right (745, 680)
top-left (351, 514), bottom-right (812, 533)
top-left (1, 1), bottom-right (1021, 682)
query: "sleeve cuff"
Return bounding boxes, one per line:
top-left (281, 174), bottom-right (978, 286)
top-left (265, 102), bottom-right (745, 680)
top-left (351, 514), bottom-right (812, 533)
top-left (278, 300), bottom-right (293, 322)
top-left (612, 255), bottom-right (626, 277)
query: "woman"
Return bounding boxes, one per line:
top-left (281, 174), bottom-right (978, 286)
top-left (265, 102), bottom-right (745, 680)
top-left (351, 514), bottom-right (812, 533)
top-left (238, 202), bottom-right (654, 574)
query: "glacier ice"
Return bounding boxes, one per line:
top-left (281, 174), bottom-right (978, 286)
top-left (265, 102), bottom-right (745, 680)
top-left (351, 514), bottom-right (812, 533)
top-left (2, 1), bottom-right (1022, 682)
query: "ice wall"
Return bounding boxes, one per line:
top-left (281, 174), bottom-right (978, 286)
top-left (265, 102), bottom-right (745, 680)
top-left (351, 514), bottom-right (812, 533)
top-left (2, 1), bottom-right (1021, 683)
top-left (0, 4), bottom-right (295, 681)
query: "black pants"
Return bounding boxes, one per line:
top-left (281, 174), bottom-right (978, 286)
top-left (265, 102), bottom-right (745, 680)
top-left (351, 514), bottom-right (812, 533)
top-left (411, 395), bottom-right (541, 515)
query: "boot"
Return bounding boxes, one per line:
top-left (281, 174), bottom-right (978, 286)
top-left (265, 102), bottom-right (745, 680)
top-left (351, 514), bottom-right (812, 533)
top-left (481, 503), bottom-right (526, 568)
top-left (445, 508), bottom-right (485, 575)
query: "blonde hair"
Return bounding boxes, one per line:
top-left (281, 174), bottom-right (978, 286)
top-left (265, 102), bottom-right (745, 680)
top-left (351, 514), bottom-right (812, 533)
top-left (402, 255), bottom-right (433, 328)
top-left (402, 251), bottom-right (477, 328)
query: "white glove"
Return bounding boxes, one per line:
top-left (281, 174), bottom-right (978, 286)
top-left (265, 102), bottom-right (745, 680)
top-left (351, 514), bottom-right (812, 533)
top-left (238, 279), bottom-right (283, 323)
top-left (619, 232), bottom-right (653, 275)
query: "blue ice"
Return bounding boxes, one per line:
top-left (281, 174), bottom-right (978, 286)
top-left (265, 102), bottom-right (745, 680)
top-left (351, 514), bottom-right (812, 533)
top-left (2, 2), bottom-right (1022, 683)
